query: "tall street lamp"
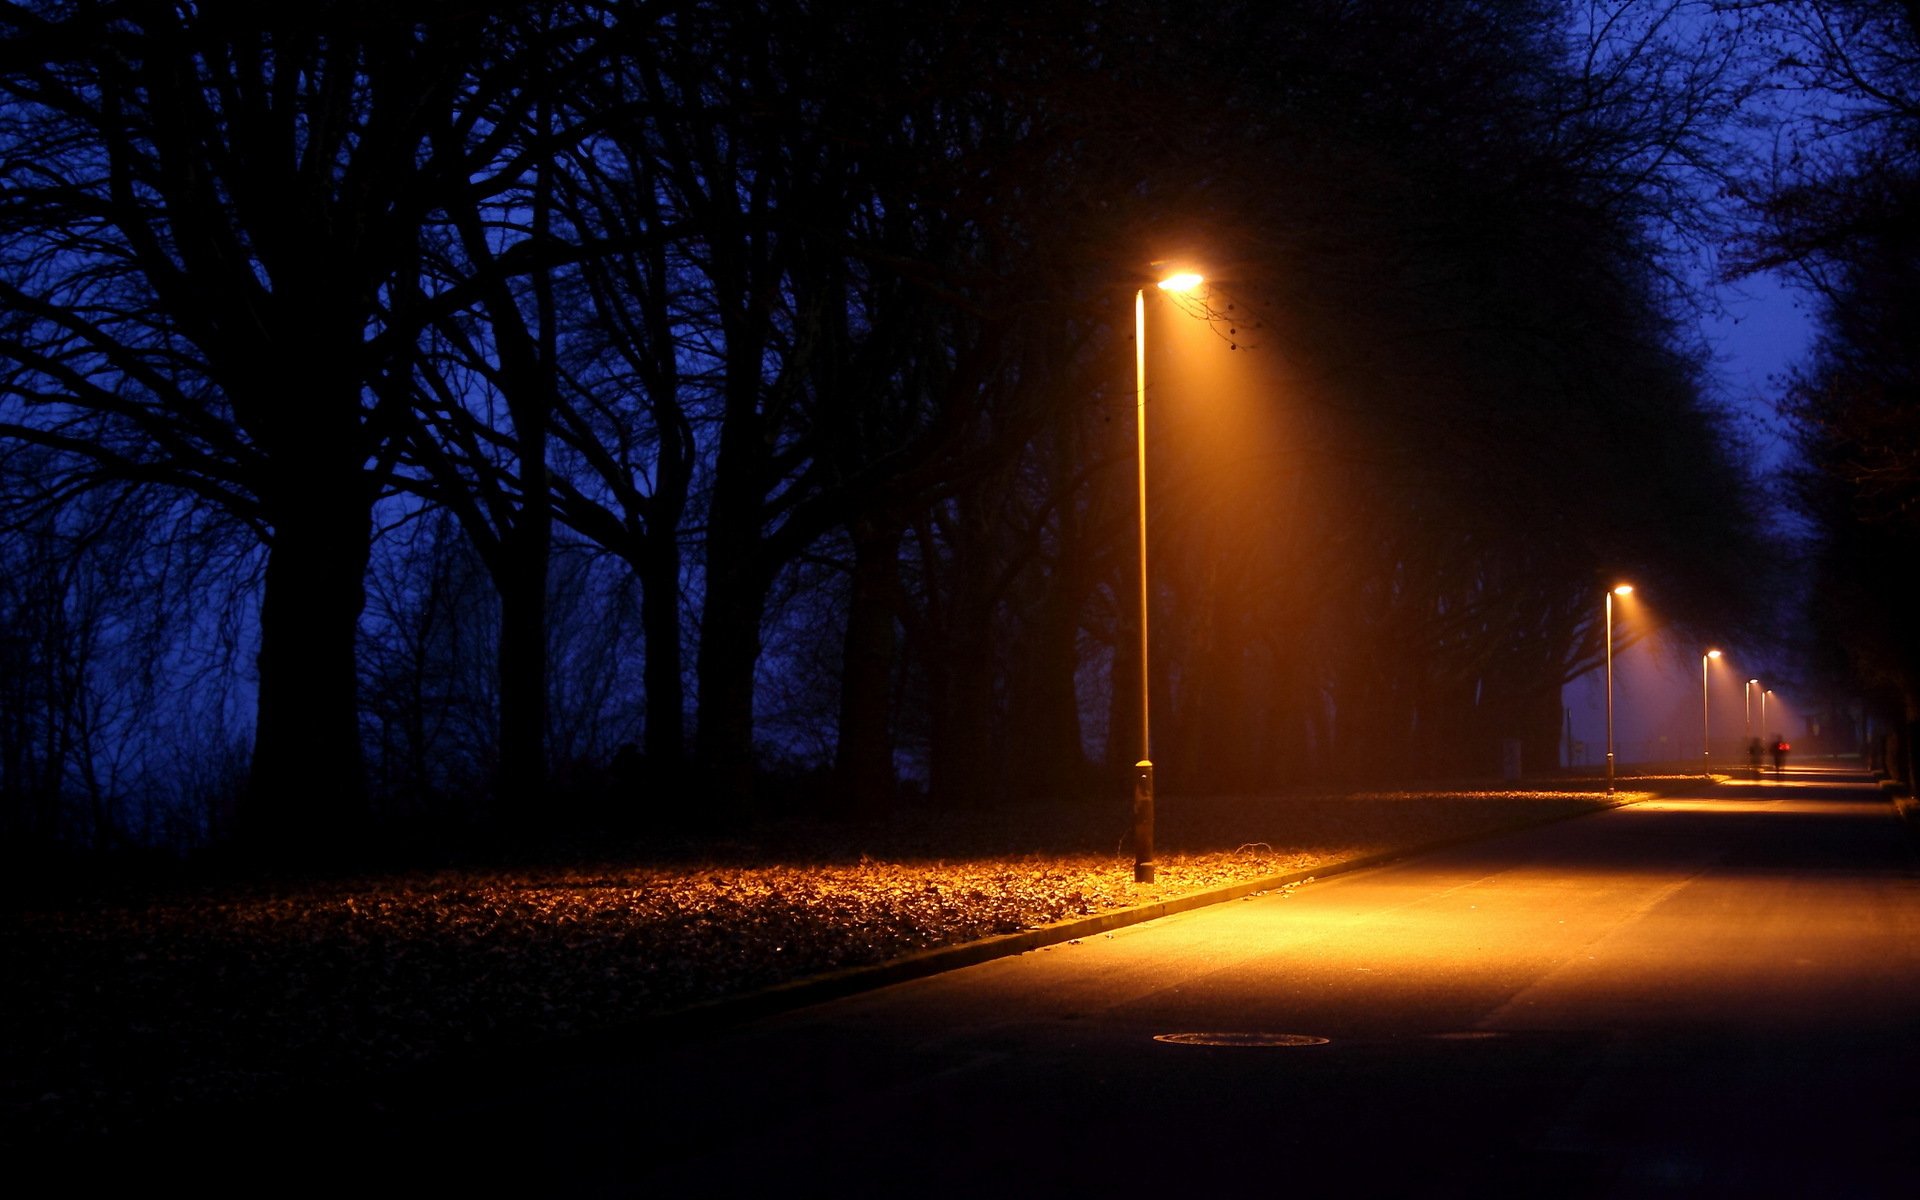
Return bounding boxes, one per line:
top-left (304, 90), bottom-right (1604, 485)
top-left (1747, 679), bottom-right (1758, 741)
top-left (1701, 649), bottom-right (1721, 772)
top-left (1605, 583), bottom-right (1632, 794)
top-left (1132, 269), bottom-right (1204, 884)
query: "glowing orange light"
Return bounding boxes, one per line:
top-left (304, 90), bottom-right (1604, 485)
top-left (1613, 584), bottom-right (1633, 596)
top-left (1157, 272), bottom-right (1204, 292)
top-left (1706, 649), bottom-right (1722, 659)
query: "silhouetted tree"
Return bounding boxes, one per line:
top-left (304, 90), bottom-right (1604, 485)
top-left (388, 3), bottom-right (614, 828)
top-left (1734, 1), bottom-right (1920, 782)
top-left (0, 1), bottom-right (508, 859)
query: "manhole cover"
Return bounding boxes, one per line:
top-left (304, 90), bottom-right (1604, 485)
top-left (1153, 1032), bottom-right (1330, 1047)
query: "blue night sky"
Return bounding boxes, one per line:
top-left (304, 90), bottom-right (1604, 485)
top-left (1701, 266), bottom-right (1814, 469)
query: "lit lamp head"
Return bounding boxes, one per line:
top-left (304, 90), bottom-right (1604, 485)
top-left (1706, 649), bottom-right (1721, 660)
top-left (1613, 584), bottom-right (1633, 597)
top-left (1157, 272), bottom-right (1204, 293)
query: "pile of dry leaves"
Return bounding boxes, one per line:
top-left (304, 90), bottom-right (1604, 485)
top-left (2, 785), bottom-right (1644, 1151)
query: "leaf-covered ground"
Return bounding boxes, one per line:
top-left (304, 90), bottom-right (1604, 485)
top-left (2, 782), bottom-right (1670, 1152)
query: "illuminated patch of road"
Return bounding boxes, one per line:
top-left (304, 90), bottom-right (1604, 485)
top-left (1152, 1032), bottom-right (1330, 1047)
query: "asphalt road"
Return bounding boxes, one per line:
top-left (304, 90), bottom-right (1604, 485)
top-left (367, 764), bottom-right (1919, 1197)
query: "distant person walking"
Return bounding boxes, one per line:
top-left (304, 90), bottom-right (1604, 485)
top-left (1748, 737), bottom-right (1764, 778)
top-left (1771, 734), bottom-right (1789, 774)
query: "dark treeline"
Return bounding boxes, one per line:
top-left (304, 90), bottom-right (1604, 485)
top-left (1, 0), bottom-right (1784, 865)
top-left (1734, 2), bottom-right (1920, 786)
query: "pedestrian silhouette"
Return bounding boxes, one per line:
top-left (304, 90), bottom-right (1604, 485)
top-left (1771, 734), bottom-right (1788, 774)
top-left (1748, 737), bottom-right (1763, 777)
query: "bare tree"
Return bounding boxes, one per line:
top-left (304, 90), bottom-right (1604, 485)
top-left (0, 2), bottom-right (524, 859)
top-left (1730, 0), bottom-right (1920, 781)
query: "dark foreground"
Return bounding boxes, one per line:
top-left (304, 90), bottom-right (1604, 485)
top-left (7, 778), bottom-right (1643, 1157)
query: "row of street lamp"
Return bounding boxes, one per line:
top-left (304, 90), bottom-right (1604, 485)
top-left (1605, 582), bottom-right (1776, 794)
top-left (1132, 268), bottom-right (1777, 878)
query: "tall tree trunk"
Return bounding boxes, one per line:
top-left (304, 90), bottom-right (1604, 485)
top-left (835, 517), bottom-right (901, 817)
top-left (244, 484), bottom-right (372, 860)
top-left (921, 503), bottom-right (1003, 810)
top-left (927, 641), bottom-right (998, 809)
top-left (694, 496), bottom-right (765, 824)
top-left (638, 531), bottom-right (685, 768)
top-left (1005, 568), bottom-right (1092, 802)
top-left (496, 91), bottom-right (558, 828)
top-left (496, 498), bottom-right (549, 825)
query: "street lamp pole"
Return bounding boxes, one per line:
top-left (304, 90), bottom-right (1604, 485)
top-left (1132, 286), bottom-right (1155, 884)
top-left (1605, 584), bottom-right (1631, 794)
top-left (1702, 649), bottom-right (1721, 772)
top-left (1130, 271), bottom-right (1204, 885)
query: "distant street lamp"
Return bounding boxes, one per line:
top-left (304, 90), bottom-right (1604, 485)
top-left (1131, 269), bottom-right (1205, 884)
top-left (1606, 584), bottom-right (1632, 795)
top-left (1747, 679), bottom-right (1758, 741)
top-left (1702, 649), bottom-right (1721, 772)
